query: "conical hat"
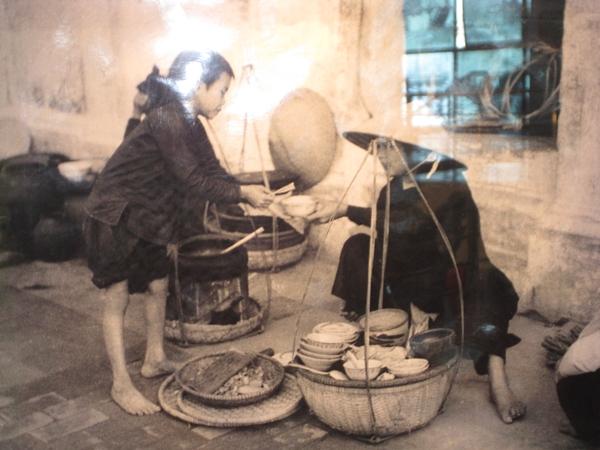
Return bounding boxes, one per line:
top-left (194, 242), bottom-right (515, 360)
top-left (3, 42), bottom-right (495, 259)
top-left (342, 131), bottom-right (467, 175)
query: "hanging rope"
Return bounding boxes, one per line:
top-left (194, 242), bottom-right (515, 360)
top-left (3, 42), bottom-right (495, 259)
top-left (205, 119), bottom-right (274, 326)
top-left (377, 168), bottom-right (391, 310)
top-left (362, 140), bottom-right (379, 435)
top-left (356, 0), bottom-right (373, 120)
top-left (390, 139), bottom-right (465, 358)
top-left (290, 150), bottom-right (371, 357)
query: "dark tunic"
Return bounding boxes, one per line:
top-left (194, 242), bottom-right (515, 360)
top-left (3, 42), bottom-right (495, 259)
top-left (332, 167), bottom-right (520, 374)
top-left (85, 101), bottom-right (241, 245)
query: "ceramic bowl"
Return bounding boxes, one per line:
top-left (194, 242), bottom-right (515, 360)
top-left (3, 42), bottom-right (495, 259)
top-left (329, 370), bottom-right (349, 381)
top-left (348, 345), bottom-right (406, 364)
top-left (297, 352), bottom-right (338, 371)
top-left (280, 195), bottom-right (317, 218)
top-left (358, 309), bottom-right (409, 332)
top-left (297, 347), bottom-right (343, 361)
top-left (409, 328), bottom-right (455, 361)
top-left (313, 322), bottom-right (359, 335)
top-left (387, 358), bottom-right (429, 377)
top-left (343, 359), bottom-right (383, 381)
top-left (305, 332), bottom-right (351, 345)
top-left (369, 323), bottom-right (408, 338)
top-left (299, 340), bottom-right (345, 356)
top-left (58, 160), bottom-right (93, 183)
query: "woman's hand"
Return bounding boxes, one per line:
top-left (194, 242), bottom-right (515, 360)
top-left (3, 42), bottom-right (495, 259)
top-left (132, 91), bottom-right (150, 119)
top-left (306, 198), bottom-right (348, 223)
top-left (241, 185), bottom-right (275, 209)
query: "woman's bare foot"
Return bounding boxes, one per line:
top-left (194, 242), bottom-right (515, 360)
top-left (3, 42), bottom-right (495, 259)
top-left (488, 354), bottom-right (526, 423)
top-left (111, 384), bottom-right (160, 415)
top-left (140, 358), bottom-right (178, 378)
top-left (490, 382), bottom-right (527, 424)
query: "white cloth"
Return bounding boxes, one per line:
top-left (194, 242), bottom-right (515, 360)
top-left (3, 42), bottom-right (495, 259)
top-left (558, 309), bottom-right (600, 379)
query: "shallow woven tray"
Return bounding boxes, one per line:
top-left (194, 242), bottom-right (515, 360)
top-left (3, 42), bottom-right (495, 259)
top-left (158, 374), bottom-right (302, 427)
top-left (175, 352), bottom-right (285, 407)
top-left (247, 239), bottom-right (308, 270)
top-left (164, 298), bottom-right (263, 344)
top-left (296, 349), bottom-right (459, 437)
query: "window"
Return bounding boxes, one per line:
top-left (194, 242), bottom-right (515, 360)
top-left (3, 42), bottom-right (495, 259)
top-left (403, 0), bottom-right (564, 136)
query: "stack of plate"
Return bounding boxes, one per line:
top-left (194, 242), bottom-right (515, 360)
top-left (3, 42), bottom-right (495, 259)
top-left (358, 309), bottom-right (409, 346)
top-left (296, 322), bottom-right (359, 371)
top-left (387, 358), bottom-right (429, 377)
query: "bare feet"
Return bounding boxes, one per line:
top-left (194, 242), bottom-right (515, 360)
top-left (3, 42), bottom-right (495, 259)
top-left (488, 354), bottom-right (526, 424)
top-left (490, 383), bottom-right (527, 424)
top-left (111, 384), bottom-right (160, 415)
top-left (140, 358), bottom-right (178, 378)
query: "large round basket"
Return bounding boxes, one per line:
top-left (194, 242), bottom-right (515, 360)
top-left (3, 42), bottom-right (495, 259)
top-left (247, 239), bottom-right (307, 270)
top-left (164, 298), bottom-right (263, 344)
top-left (175, 352), bottom-right (285, 407)
top-left (204, 207), bottom-right (308, 270)
top-left (295, 349), bottom-right (459, 437)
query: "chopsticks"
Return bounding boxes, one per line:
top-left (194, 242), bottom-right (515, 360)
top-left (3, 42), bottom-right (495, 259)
top-left (219, 227), bottom-right (265, 255)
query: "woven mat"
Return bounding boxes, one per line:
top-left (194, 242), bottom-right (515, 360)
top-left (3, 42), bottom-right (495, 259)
top-left (159, 374), bottom-right (302, 427)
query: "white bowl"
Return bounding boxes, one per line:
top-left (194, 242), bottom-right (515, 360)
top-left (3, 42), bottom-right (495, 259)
top-left (313, 322), bottom-right (359, 335)
top-left (358, 309), bottom-right (409, 332)
top-left (343, 359), bottom-right (383, 381)
top-left (58, 161), bottom-right (93, 183)
top-left (369, 323), bottom-right (408, 338)
top-left (387, 358), bottom-right (429, 377)
top-left (297, 347), bottom-right (342, 361)
top-left (297, 352), bottom-right (338, 371)
top-left (348, 345), bottom-right (407, 363)
top-left (305, 332), bottom-right (350, 345)
top-left (299, 340), bottom-right (345, 356)
top-left (329, 370), bottom-right (349, 381)
top-left (280, 195), bottom-right (317, 217)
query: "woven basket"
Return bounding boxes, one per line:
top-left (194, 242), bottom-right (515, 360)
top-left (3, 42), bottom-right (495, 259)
top-left (164, 298), bottom-right (263, 344)
top-left (247, 239), bottom-right (308, 270)
top-left (204, 215), bottom-right (308, 270)
top-left (296, 350), bottom-right (459, 437)
top-left (158, 373), bottom-right (303, 427)
top-left (175, 352), bottom-right (285, 407)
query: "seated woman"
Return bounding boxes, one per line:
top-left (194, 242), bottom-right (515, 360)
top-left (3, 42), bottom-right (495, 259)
top-left (556, 309), bottom-right (600, 442)
top-left (309, 133), bottom-right (526, 424)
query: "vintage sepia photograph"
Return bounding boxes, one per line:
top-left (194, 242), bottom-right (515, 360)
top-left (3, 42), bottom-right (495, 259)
top-left (1, 0), bottom-right (598, 448)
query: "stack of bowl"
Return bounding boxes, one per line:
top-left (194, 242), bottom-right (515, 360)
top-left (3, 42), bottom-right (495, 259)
top-left (358, 309), bottom-right (409, 346)
top-left (296, 322), bottom-right (359, 371)
top-left (312, 322), bottom-right (360, 343)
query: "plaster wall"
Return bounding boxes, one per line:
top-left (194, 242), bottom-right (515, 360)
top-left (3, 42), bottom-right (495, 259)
top-left (1, 0), bottom-right (596, 320)
top-left (522, 0), bottom-right (600, 321)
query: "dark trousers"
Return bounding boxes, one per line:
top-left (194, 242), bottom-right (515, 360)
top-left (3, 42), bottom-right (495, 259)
top-left (557, 370), bottom-right (600, 441)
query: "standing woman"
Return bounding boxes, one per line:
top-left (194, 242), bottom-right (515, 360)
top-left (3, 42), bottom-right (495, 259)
top-left (84, 51), bottom-right (273, 415)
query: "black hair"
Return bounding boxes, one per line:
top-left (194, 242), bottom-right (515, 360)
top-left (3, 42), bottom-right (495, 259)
top-left (167, 51), bottom-right (234, 88)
